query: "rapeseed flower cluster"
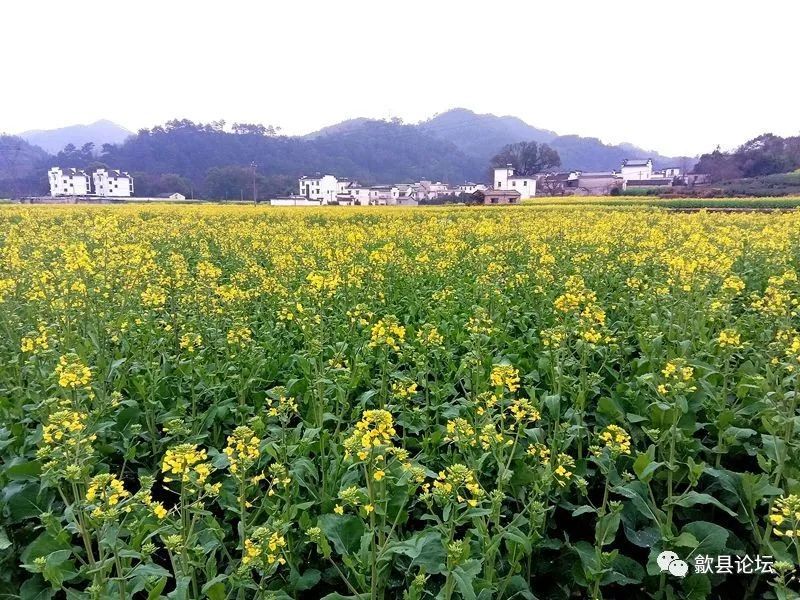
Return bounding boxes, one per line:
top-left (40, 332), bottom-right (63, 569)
top-left (490, 364), bottom-right (520, 393)
top-left (55, 353), bottom-right (92, 389)
top-left (717, 328), bottom-right (742, 348)
top-left (444, 418), bottom-right (477, 447)
top-left (343, 409), bottom-right (396, 461)
top-left (226, 325), bottom-right (253, 346)
top-left (751, 271), bottom-right (799, 317)
top-left (179, 332), bottom-right (202, 353)
top-left (242, 525), bottom-right (287, 570)
top-left (507, 398), bottom-right (541, 425)
top-left (85, 474), bottom-right (131, 520)
top-left (38, 409), bottom-right (96, 480)
top-left (266, 393), bottom-right (299, 420)
top-left (391, 379), bottom-right (418, 399)
top-left (162, 444), bottom-right (212, 486)
top-left (427, 464), bottom-right (484, 507)
top-left (415, 323), bottom-right (444, 349)
top-left (368, 315), bottom-right (406, 352)
top-left (225, 426), bottom-right (261, 475)
top-left (595, 424), bottom-right (632, 457)
top-left (770, 495), bottom-right (800, 538)
top-left (20, 323), bottom-right (51, 354)
top-left (658, 358), bottom-right (697, 396)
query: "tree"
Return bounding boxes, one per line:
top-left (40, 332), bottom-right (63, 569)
top-left (490, 141), bottom-right (561, 176)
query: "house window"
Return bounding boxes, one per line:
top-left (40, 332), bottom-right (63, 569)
top-left (523, 181), bottom-right (527, 186)
top-left (496, 181), bottom-right (501, 187)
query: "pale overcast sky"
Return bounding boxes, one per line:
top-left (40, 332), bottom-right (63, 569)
top-left (1, 1), bottom-right (798, 156)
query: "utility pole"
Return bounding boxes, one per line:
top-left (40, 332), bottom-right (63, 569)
top-left (251, 161), bottom-right (257, 205)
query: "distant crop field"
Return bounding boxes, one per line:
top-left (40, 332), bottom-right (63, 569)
top-left (1, 205), bottom-right (800, 599)
top-left (523, 195), bottom-right (800, 209)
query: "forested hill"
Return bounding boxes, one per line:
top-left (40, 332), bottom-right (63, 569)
top-left (418, 109), bottom-right (693, 171)
top-left (1, 109), bottom-right (703, 198)
top-left (103, 119), bottom-right (482, 186)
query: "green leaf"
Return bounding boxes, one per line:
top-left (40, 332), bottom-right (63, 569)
top-left (607, 553), bottom-right (644, 586)
top-left (572, 505), bottom-right (596, 517)
top-left (0, 528), bottom-right (11, 550)
top-left (290, 568), bottom-right (321, 591)
top-left (452, 559), bottom-right (482, 600)
top-left (387, 530), bottom-right (445, 574)
top-left (128, 562), bottom-right (172, 580)
top-left (681, 521), bottom-right (729, 558)
top-left (672, 492), bottom-right (737, 517)
top-left (146, 577), bottom-right (168, 600)
top-left (632, 448), bottom-right (662, 483)
top-left (613, 481), bottom-right (665, 524)
top-left (3, 458), bottom-right (42, 481)
top-left (203, 577), bottom-right (226, 600)
top-left (167, 575), bottom-right (192, 600)
top-left (572, 540), bottom-right (600, 576)
top-left (596, 511), bottom-right (621, 546)
top-left (19, 576), bottom-right (54, 600)
top-left (503, 525), bottom-right (533, 553)
top-left (3, 482), bottom-right (54, 523)
top-left (21, 532), bottom-right (71, 565)
top-left (682, 573), bottom-right (712, 599)
top-left (319, 514), bottom-right (365, 556)
top-left (42, 550), bottom-right (76, 587)
top-left (673, 531), bottom-right (699, 548)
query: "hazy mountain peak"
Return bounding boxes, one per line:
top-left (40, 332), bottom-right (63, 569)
top-left (18, 120), bottom-right (132, 154)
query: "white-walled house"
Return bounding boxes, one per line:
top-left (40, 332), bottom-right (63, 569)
top-left (299, 174), bottom-right (341, 204)
top-left (48, 167), bottom-right (91, 196)
top-left (93, 169), bottom-right (134, 197)
top-left (346, 186), bottom-right (372, 205)
top-left (369, 186), bottom-right (400, 205)
top-left (620, 159), bottom-right (653, 182)
top-left (654, 167), bottom-right (682, 178)
top-left (493, 166), bottom-right (536, 198)
top-left (458, 182), bottom-right (488, 195)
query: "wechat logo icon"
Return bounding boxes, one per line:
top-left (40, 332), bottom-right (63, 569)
top-left (657, 550), bottom-right (689, 578)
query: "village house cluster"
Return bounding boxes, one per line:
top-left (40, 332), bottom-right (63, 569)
top-left (48, 166), bottom-right (134, 197)
top-left (278, 158), bottom-right (703, 206)
top-left (272, 167), bottom-right (539, 206)
top-left (538, 159), bottom-right (709, 196)
top-left (270, 176), bottom-right (493, 206)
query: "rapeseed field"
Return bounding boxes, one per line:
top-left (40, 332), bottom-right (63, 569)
top-left (1, 205), bottom-right (799, 599)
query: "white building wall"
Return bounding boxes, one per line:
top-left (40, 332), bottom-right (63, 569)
top-left (299, 175), bottom-right (339, 203)
top-left (493, 167), bottom-right (514, 190)
top-left (507, 177), bottom-right (536, 198)
top-left (347, 187), bottom-right (371, 205)
top-left (494, 167), bottom-right (535, 197)
top-left (620, 161), bottom-right (653, 182)
top-left (93, 169), bottom-right (134, 197)
top-left (48, 167), bottom-right (90, 196)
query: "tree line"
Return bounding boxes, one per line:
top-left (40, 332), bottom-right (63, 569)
top-left (694, 133), bottom-right (800, 181)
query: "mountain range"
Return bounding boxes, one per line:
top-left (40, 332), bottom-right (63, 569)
top-left (306, 108), bottom-right (694, 173)
top-left (18, 119), bottom-right (132, 154)
top-left (1, 109), bottom-right (697, 197)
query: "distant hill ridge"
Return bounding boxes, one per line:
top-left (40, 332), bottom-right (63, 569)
top-left (1, 109), bottom-right (696, 198)
top-left (18, 120), bottom-right (132, 154)
top-left (305, 108), bottom-right (694, 172)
